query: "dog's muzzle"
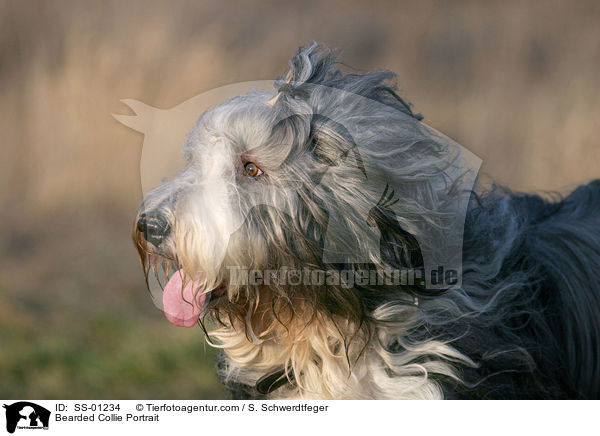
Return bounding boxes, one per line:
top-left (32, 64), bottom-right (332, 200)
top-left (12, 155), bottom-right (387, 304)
top-left (136, 212), bottom-right (171, 247)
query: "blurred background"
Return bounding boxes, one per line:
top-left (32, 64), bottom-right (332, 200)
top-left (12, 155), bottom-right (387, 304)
top-left (1, 0), bottom-right (598, 399)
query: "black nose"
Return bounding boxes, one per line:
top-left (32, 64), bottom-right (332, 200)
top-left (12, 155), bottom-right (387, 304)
top-left (137, 213), bottom-right (171, 247)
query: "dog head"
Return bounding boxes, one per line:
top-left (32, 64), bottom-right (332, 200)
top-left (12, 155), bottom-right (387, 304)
top-left (133, 43), bottom-right (474, 354)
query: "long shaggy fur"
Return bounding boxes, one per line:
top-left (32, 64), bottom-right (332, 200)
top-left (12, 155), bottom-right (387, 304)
top-left (134, 43), bottom-right (600, 399)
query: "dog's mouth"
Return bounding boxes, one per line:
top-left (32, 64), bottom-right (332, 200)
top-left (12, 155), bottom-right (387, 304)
top-left (161, 268), bottom-right (227, 328)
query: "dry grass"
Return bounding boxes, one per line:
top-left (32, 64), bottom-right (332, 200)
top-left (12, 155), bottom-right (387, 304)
top-left (1, 0), bottom-right (598, 398)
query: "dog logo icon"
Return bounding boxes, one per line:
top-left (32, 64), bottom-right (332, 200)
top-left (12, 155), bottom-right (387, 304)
top-left (3, 402), bottom-right (50, 434)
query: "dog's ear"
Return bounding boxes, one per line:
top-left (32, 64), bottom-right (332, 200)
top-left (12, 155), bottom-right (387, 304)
top-left (309, 114), bottom-right (367, 181)
top-left (268, 113), bottom-right (366, 182)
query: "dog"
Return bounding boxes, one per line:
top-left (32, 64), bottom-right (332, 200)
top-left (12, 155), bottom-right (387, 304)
top-left (133, 43), bottom-right (600, 399)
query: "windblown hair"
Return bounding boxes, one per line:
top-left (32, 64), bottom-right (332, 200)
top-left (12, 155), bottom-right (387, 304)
top-left (134, 43), bottom-right (600, 399)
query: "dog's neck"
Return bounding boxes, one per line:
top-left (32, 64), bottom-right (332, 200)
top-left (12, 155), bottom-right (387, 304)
top-left (210, 302), bottom-right (465, 399)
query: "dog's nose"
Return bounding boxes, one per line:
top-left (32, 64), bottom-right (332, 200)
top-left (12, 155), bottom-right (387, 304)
top-left (137, 213), bottom-right (171, 247)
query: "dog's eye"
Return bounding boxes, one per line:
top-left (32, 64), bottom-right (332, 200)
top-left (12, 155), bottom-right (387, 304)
top-left (244, 162), bottom-right (263, 178)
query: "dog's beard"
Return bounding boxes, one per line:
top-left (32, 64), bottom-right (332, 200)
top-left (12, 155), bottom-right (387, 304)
top-left (132, 220), bottom-right (215, 328)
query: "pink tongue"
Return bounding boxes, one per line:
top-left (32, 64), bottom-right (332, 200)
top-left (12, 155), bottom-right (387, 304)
top-left (162, 269), bottom-right (206, 327)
